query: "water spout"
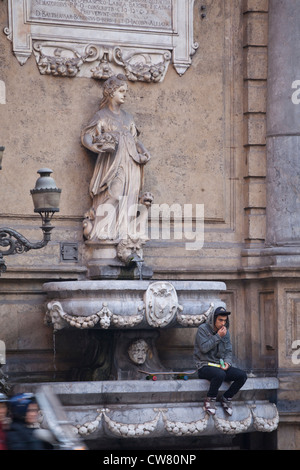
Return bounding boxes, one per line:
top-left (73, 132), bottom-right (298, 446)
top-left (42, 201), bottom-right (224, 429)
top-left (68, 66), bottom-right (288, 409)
top-left (53, 332), bottom-right (57, 380)
top-left (136, 259), bottom-right (143, 280)
top-left (125, 253), bottom-right (144, 280)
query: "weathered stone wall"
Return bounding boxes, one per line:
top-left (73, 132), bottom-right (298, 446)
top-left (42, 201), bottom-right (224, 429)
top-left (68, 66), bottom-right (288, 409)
top-left (0, 0), bottom-right (300, 450)
top-left (0, 0), bottom-right (248, 381)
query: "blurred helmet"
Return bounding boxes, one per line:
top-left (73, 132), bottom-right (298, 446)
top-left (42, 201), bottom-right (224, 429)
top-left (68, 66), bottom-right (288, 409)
top-left (0, 393), bottom-right (8, 403)
top-left (9, 393), bottom-right (36, 421)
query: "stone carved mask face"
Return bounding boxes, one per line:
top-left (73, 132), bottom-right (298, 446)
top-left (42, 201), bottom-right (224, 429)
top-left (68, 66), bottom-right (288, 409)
top-left (128, 339), bottom-right (149, 365)
top-left (117, 238), bottom-right (143, 264)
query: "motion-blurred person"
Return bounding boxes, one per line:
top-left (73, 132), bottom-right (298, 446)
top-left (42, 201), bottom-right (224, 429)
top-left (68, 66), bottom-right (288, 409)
top-left (6, 393), bottom-right (52, 450)
top-left (0, 393), bottom-right (9, 450)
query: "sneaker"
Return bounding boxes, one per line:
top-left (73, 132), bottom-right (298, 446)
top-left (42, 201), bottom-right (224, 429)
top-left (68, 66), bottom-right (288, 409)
top-left (220, 396), bottom-right (233, 416)
top-left (203, 397), bottom-right (216, 415)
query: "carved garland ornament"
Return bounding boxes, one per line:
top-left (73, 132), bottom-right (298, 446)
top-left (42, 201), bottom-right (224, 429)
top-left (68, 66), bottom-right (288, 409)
top-left (32, 43), bottom-right (171, 83)
top-left (213, 412), bottom-right (252, 435)
top-left (162, 411), bottom-right (209, 436)
top-left (72, 405), bottom-right (279, 438)
top-left (176, 303), bottom-right (214, 327)
top-left (45, 301), bottom-right (144, 332)
top-left (251, 404), bottom-right (279, 432)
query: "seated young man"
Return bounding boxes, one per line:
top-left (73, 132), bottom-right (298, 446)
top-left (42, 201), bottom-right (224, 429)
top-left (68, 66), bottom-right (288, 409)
top-left (194, 306), bottom-right (247, 416)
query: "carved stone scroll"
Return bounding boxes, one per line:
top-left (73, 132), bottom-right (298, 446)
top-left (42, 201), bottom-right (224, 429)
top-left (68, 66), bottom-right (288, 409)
top-left (5, 0), bottom-right (198, 81)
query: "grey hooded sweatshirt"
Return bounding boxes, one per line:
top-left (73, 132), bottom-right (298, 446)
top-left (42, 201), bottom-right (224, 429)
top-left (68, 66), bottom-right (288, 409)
top-left (194, 309), bottom-right (233, 370)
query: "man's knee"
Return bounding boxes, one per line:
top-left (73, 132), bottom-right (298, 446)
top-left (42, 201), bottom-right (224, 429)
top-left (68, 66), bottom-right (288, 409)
top-left (241, 370), bottom-right (247, 383)
top-left (213, 368), bottom-right (227, 382)
top-left (234, 368), bottom-right (247, 384)
top-left (226, 367), bottom-right (247, 383)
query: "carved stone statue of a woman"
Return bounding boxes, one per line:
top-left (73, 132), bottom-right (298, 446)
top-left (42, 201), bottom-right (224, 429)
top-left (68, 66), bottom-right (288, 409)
top-left (81, 74), bottom-right (152, 251)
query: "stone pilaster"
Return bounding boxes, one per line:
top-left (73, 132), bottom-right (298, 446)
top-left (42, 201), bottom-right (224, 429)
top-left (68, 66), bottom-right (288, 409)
top-left (265, 0), bottom-right (300, 264)
top-left (242, 0), bottom-right (268, 267)
top-left (264, 0), bottom-right (300, 450)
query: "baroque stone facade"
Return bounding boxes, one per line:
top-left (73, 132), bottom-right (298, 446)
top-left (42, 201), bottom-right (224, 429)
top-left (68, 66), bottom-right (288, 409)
top-left (0, 0), bottom-right (299, 450)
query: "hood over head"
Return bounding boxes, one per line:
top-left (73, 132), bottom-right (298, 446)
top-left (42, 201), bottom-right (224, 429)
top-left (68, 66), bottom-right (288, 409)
top-left (206, 306), bottom-right (230, 330)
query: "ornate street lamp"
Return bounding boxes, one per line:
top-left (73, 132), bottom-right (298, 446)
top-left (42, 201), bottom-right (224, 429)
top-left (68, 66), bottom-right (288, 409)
top-left (0, 156), bottom-right (62, 273)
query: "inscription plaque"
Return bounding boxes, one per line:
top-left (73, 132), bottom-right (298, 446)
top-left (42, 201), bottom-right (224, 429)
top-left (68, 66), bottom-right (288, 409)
top-left (29, 0), bottom-right (173, 31)
top-left (5, 0), bottom-right (198, 81)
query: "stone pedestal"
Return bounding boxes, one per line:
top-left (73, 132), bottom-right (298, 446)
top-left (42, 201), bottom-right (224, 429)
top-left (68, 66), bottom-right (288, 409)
top-left (84, 240), bottom-right (153, 280)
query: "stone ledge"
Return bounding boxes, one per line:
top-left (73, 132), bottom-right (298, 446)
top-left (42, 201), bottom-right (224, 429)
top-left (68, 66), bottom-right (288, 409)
top-left (16, 377), bottom-right (278, 406)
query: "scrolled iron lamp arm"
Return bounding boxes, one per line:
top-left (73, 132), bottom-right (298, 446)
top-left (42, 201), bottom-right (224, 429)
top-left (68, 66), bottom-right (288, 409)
top-left (0, 148), bottom-right (61, 274)
top-left (0, 213), bottom-right (55, 273)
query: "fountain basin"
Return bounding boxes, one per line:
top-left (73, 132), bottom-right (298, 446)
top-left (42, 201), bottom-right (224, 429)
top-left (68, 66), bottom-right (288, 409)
top-left (44, 280), bottom-right (227, 331)
top-left (15, 378), bottom-right (279, 448)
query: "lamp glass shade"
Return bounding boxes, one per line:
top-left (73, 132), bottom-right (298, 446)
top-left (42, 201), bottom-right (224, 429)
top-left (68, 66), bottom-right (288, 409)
top-left (30, 168), bottom-right (61, 213)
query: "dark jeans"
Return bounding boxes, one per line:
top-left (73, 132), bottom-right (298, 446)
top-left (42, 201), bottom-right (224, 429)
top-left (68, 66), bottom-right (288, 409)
top-left (198, 365), bottom-right (247, 399)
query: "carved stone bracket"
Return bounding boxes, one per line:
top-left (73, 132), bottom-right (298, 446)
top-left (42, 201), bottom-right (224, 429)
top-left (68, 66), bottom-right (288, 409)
top-left (5, 0), bottom-right (198, 82)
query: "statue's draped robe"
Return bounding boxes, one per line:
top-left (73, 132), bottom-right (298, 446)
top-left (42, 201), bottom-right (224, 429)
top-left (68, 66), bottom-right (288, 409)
top-left (82, 108), bottom-right (144, 241)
